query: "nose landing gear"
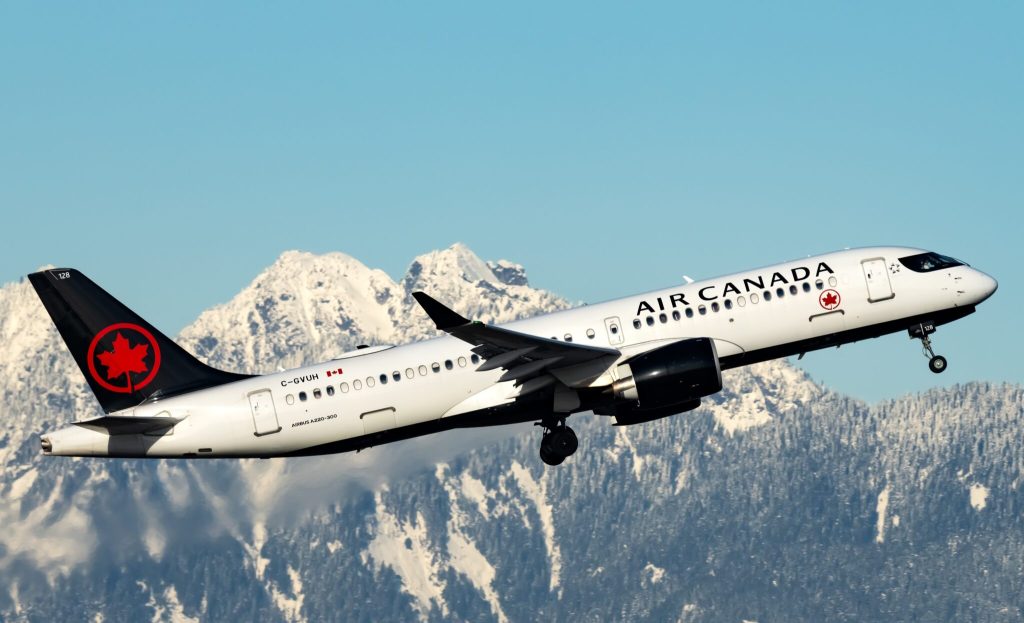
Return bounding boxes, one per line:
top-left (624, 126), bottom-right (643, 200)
top-left (910, 322), bottom-right (947, 374)
top-left (537, 418), bottom-right (578, 466)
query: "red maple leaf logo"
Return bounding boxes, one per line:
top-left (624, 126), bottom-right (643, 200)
top-left (96, 332), bottom-right (150, 382)
top-left (822, 292), bottom-right (838, 307)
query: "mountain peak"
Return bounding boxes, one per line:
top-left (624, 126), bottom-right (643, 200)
top-left (402, 243), bottom-right (496, 293)
top-left (175, 245), bottom-right (567, 373)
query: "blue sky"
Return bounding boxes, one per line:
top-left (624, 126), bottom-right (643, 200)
top-left (1, 2), bottom-right (1020, 401)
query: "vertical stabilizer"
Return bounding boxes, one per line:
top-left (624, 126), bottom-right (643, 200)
top-left (28, 268), bottom-right (250, 413)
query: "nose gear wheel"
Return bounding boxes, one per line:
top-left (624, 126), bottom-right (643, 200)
top-left (910, 322), bottom-right (947, 374)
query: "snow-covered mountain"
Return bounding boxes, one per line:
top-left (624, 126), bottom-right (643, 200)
top-left (0, 245), bottom-right (1021, 622)
top-left (178, 243), bottom-right (566, 374)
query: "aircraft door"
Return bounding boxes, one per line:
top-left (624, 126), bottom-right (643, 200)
top-left (861, 258), bottom-right (894, 302)
top-left (604, 317), bottom-right (625, 345)
top-left (249, 390), bottom-right (282, 436)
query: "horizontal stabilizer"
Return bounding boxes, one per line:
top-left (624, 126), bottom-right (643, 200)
top-left (74, 415), bottom-right (182, 435)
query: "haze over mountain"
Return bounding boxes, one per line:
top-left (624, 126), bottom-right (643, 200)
top-left (0, 245), bottom-right (1020, 622)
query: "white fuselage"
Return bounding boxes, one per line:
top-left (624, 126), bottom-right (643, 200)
top-left (43, 246), bottom-right (997, 458)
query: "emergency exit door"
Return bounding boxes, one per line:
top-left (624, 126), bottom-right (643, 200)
top-left (604, 317), bottom-right (625, 345)
top-left (861, 258), bottom-right (894, 302)
top-left (249, 390), bottom-right (281, 436)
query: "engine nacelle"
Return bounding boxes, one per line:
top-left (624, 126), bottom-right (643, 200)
top-left (612, 398), bottom-right (702, 426)
top-left (612, 338), bottom-right (722, 408)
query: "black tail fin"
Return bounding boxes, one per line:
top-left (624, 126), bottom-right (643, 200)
top-left (28, 268), bottom-right (250, 413)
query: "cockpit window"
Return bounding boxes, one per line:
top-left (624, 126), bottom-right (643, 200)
top-left (898, 252), bottom-right (965, 273)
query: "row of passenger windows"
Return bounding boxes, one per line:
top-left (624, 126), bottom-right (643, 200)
top-left (284, 354), bottom-right (481, 405)
top-left (632, 277), bottom-right (838, 329)
top-left (549, 327), bottom-right (598, 343)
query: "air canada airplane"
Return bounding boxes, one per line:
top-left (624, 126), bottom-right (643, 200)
top-left (32, 247), bottom-right (997, 466)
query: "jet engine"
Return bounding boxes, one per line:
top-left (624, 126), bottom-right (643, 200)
top-left (611, 337), bottom-right (722, 408)
top-left (610, 398), bottom-right (703, 426)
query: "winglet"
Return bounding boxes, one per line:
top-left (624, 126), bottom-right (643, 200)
top-left (412, 292), bottom-right (470, 330)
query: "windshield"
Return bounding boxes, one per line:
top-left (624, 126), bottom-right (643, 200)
top-left (898, 252), bottom-right (966, 273)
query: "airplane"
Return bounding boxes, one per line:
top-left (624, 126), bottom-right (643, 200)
top-left (31, 246), bottom-right (997, 466)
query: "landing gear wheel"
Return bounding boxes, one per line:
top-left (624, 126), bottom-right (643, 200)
top-left (537, 420), bottom-right (578, 466)
top-left (539, 437), bottom-right (565, 466)
top-left (910, 323), bottom-right (948, 375)
top-left (549, 426), bottom-right (578, 457)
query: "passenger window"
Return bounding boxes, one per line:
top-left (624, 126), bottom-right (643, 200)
top-left (646, 316), bottom-right (655, 326)
top-left (685, 308), bottom-right (694, 318)
top-left (458, 356), bottom-right (467, 368)
top-left (751, 293), bottom-right (760, 304)
top-left (724, 299), bottom-right (733, 310)
top-left (313, 388), bottom-right (322, 399)
top-left (299, 391), bottom-right (307, 402)
top-left (633, 319), bottom-right (642, 329)
top-left (326, 385), bottom-right (335, 396)
top-left (392, 371), bottom-right (401, 382)
top-left (711, 302), bottom-right (719, 312)
top-left (380, 373), bottom-right (388, 385)
top-left (790, 285), bottom-right (798, 295)
top-left (364, 377), bottom-right (373, 388)
top-left (803, 282), bottom-right (812, 293)
top-left (471, 354), bottom-right (480, 364)
top-left (432, 362), bottom-right (441, 373)
top-left (776, 288), bottom-right (784, 298)
top-left (610, 324), bottom-right (619, 334)
top-left (659, 313), bottom-right (667, 323)
top-left (354, 379), bottom-right (363, 390)
top-left (405, 368), bottom-right (414, 379)
top-left (564, 333), bottom-right (573, 342)
top-left (445, 360), bottom-right (454, 370)
top-left (828, 276), bottom-right (838, 287)
top-left (286, 394), bottom-right (295, 405)
top-left (815, 279), bottom-right (824, 290)
top-left (699, 305), bottom-right (707, 315)
top-left (672, 310), bottom-right (681, 321)
top-left (763, 291), bottom-right (772, 301)
top-left (418, 365), bottom-right (428, 376)
top-left (586, 328), bottom-right (596, 339)
top-left (737, 296), bottom-right (746, 307)
top-left (340, 382), bottom-right (349, 393)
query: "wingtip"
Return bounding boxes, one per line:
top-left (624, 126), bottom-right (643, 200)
top-left (411, 291), bottom-right (469, 330)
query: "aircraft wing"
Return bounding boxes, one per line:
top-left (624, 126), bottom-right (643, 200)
top-left (412, 291), bottom-right (620, 383)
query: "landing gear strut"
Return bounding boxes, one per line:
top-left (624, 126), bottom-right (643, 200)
top-left (537, 418), bottom-right (578, 466)
top-left (910, 322), bottom-right (947, 374)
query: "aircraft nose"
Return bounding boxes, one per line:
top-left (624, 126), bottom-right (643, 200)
top-left (974, 270), bottom-right (998, 303)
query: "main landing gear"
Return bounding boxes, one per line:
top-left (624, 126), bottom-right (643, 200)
top-left (537, 418), bottom-right (578, 466)
top-left (910, 322), bottom-right (947, 374)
